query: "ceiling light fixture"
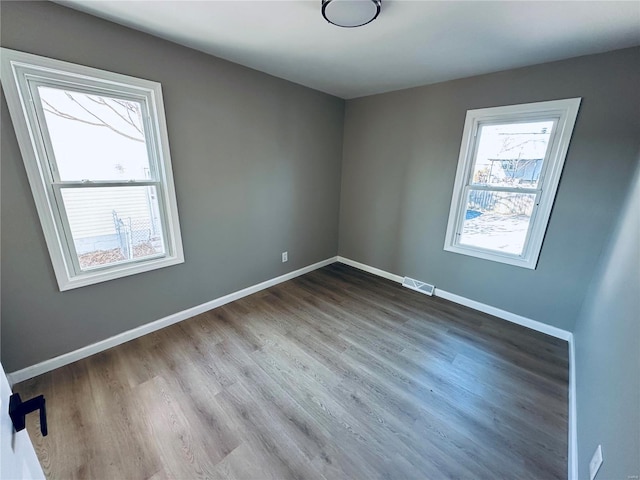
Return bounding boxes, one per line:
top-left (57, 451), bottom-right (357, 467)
top-left (322, 0), bottom-right (381, 28)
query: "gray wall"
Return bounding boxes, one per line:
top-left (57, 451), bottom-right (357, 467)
top-left (339, 47), bottom-right (640, 331)
top-left (1, 3), bottom-right (639, 475)
top-left (574, 159), bottom-right (640, 480)
top-left (1, 1), bottom-right (345, 371)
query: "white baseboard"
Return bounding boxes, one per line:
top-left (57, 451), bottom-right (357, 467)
top-left (434, 289), bottom-right (572, 341)
top-left (8, 256), bottom-right (338, 385)
top-left (336, 256), bottom-right (404, 283)
top-left (337, 256), bottom-right (571, 340)
top-left (568, 334), bottom-right (578, 480)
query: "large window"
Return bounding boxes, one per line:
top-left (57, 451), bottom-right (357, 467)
top-left (1, 48), bottom-right (184, 290)
top-left (444, 99), bottom-right (581, 269)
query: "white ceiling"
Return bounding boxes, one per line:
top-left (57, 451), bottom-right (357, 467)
top-left (58, 1), bottom-right (640, 99)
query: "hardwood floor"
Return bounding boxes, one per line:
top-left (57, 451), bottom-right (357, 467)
top-left (15, 263), bottom-right (569, 479)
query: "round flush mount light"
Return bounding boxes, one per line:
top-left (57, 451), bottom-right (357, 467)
top-left (322, 0), bottom-right (381, 28)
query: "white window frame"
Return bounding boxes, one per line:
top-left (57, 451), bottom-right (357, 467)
top-left (444, 98), bottom-right (581, 269)
top-left (1, 48), bottom-right (184, 290)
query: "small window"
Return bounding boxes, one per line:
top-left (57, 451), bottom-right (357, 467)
top-left (1, 49), bottom-right (184, 290)
top-left (444, 99), bottom-right (581, 269)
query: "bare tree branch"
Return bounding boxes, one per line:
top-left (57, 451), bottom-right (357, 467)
top-left (111, 99), bottom-right (142, 130)
top-left (63, 92), bottom-right (144, 143)
top-left (41, 92), bottom-right (145, 143)
top-left (42, 99), bottom-right (104, 127)
top-left (85, 95), bottom-right (144, 136)
top-left (124, 105), bottom-right (142, 135)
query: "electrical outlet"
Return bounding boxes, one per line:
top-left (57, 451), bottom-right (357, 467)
top-left (589, 445), bottom-right (603, 480)
top-left (282, 251), bottom-right (288, 263)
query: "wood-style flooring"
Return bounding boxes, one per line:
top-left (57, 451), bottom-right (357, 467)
top-left (16, 263), bottom-right (569, 479)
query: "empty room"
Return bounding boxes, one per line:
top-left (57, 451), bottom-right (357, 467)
top-left (1, 1), bottom-right (638, 479)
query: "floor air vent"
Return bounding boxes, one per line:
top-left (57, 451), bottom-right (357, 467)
top-left (402, 277), bottom-right (435, 296)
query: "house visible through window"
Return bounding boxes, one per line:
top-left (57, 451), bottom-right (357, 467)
top-left (1, 48), bottom-right (184, 290)
top-left (444, 99), bottom-right (581, 269)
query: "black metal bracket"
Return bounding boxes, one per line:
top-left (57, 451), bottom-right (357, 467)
top-left (9, 393), bottom-right (48, 437)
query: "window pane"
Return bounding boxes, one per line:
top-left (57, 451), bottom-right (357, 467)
top-left (38, 86), bottom-right (151, 181)
top-left (60, 186), bottom-right (165, 271)
top-left (471, 121), bottom-right (554, 189)
top-left (459, 190), bottom-right (536, 256)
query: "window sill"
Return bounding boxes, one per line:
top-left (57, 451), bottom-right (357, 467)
top-left (57, 254), bottom-right (185, 291)
top-left (444, 244), bottom-right (537, 269)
